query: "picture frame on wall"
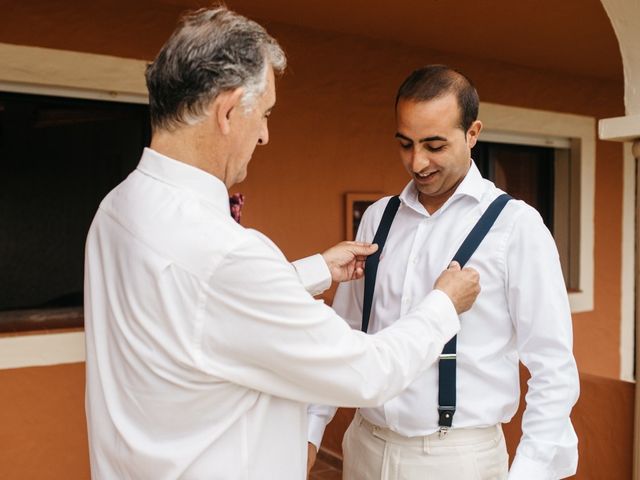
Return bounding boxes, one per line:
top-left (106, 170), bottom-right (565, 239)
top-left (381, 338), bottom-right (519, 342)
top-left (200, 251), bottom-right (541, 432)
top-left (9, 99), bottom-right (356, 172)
top-left (345, 192), bottom-right (384, 240)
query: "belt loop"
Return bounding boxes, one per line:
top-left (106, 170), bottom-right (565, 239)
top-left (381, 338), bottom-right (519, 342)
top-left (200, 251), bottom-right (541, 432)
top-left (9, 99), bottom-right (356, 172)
top-left (423, 433), bottom-right (431, 454)
top-left (355, 410), bottom-right (364, 426)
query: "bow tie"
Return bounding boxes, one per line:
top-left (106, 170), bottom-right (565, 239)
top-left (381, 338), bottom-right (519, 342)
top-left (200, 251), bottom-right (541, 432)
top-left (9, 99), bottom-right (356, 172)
top-left (229, 193), bottom-right (245, 224)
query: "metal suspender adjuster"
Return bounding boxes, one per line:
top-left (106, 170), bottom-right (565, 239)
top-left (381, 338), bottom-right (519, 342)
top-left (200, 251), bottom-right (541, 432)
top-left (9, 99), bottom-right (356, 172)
top-left (437, 352), bottom-right (456, 439)
top-left (437, 406), bottom-right (455, 439)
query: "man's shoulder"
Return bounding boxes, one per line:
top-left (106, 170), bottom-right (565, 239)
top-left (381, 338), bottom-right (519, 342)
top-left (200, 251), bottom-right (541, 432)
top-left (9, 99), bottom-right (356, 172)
top-left (370, 195), bottom-right (398, 210)
top-left (160, 210), bottom-right (254, 279)
top-left (500, 195), bottom-right (545, 227)
top-left (479, 185), bottom-right (542, 223)
top-left (99, 172), bottom-right (251, 279)
top-left (352, 195), bottom-right (398, 239)
top-left (361, 195), bottom-right (398, 222)
top-left (487, 191), bottom-right (551, 242)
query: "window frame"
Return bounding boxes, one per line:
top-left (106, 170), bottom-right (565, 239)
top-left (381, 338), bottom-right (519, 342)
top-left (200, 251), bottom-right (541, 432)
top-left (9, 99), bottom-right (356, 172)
top-left (0, 42), bottom-right (148, 369)
top-left (479, 102), bottom-right (596, 313)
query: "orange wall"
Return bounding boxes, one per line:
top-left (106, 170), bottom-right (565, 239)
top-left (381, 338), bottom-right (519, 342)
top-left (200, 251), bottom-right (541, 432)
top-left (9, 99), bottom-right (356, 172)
top-left (0, 363), bottom-right (89, 479)
top-left (0, 364), bottom-right (632, 479)
top-left (0, 0), bottom-right (626, 379)
top-left (0, 3), bottom-right (631, 479)
top-left (240, 24), bottom-right (626, 380)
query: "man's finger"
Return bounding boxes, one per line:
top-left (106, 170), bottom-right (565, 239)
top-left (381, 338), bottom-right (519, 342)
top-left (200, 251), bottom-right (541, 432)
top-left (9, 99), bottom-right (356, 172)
top-left (462, 266), bottom-right (480, 279)
top-left (448, 261), bottom-right (461, 270)
top-left (349, 243), bottom-right (379, 256)
top-left (349, 241), bottom-right (375, 247)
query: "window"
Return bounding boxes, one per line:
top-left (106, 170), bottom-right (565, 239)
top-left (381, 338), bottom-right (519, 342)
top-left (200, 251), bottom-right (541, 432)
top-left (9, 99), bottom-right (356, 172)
top-left (472, 140), bottom-right (580, 290)
top-left (479, 103), bottom-right (595, 313)
top-left (0, 91), bottom-right (150, 332)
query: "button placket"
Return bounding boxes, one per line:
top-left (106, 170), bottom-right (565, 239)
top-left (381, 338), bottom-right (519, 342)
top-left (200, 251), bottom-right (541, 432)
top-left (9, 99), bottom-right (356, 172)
top-left (402, 219), bottom-right (429, 312)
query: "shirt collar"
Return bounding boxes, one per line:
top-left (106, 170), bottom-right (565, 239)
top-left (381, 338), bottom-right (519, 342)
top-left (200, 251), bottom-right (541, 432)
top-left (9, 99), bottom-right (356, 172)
top-left (136, 148), bottom-right (230, 215)
top-left (399, 161), bottom-right (486, 216)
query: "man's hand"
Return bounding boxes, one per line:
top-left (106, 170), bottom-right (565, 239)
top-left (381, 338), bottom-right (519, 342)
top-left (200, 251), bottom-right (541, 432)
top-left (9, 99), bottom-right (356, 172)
top-left (307, 442), bottom-right (317, 477)
top-left (434, 261), bottom-right (480, 314)
top-left (322, 241), bottom-right (378, 283)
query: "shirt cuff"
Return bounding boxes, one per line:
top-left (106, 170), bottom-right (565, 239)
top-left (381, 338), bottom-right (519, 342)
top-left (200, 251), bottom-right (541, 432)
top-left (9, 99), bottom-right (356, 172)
top-left (307, 413), bottom-right (329, 450)
top-left (292, 254), bottom-right (332, 296)
top-left (509, 454), bottom-right (556, 480)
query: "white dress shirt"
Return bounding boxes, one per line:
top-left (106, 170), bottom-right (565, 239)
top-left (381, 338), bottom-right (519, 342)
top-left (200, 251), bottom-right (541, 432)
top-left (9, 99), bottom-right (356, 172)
top-left (308, 163), bottom-right (579, 480)
top-left (84, 148), bottom-right (461, 480)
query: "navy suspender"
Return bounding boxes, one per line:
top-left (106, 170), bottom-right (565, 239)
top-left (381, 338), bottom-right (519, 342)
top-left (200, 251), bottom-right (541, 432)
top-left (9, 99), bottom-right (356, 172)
top-left (436, 193), bottom-right (512, 433)
top-left (361, 195), bottom-right (401, 333)
top-left (361, 193), bottom-right (512, 433)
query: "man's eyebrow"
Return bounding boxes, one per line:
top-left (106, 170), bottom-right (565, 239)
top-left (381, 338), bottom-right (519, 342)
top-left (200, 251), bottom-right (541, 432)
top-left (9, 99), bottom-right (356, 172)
top-left (419, 135), bottom-right (447, 143)
top-left (394, 133), bottom-right (448, 143)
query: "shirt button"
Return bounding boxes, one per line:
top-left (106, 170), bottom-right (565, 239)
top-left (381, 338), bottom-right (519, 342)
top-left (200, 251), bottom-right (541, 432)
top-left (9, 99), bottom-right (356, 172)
top-left (412, 256), bottom-right (419, 264)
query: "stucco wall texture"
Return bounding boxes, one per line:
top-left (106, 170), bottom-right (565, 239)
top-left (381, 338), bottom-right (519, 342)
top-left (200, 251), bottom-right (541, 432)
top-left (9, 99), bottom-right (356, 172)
top-left (0, 2), bottom-right (631, 478)
top-left (0, 1), bottom-right (624, 378)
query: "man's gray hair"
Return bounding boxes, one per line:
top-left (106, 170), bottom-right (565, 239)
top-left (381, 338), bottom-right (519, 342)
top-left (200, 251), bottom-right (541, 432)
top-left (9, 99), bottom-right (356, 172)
top-left (145, 6), bottom-right (286, 131)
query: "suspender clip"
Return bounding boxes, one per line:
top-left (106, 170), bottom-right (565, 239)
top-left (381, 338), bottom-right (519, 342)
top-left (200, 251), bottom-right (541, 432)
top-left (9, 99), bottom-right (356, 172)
top-left (438, 406), bottom-right (454, 439)
top-left (437, 406), bottom-right (455, 428)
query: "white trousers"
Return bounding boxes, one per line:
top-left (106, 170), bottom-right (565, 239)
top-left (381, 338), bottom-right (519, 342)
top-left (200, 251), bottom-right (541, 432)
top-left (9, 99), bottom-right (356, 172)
top-left (342, 412), bottom-right (508, 480)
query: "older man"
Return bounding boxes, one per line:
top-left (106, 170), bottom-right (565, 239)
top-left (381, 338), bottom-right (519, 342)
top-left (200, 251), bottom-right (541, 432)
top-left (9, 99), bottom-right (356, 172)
top-left (83, 9), bottom-right (480, 480)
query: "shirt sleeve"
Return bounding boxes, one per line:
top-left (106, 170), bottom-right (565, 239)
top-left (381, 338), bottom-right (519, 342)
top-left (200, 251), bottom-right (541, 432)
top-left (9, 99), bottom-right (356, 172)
top-left (196, 228), bottom-right (460, 410)
top-left (505, 206), bottom-right (580, 480)
top-left (291, 254), bottom-right (332, 296)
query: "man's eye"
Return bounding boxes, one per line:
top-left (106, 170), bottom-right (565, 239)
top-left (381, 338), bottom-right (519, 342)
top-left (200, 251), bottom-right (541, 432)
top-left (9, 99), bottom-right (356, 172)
top-left (399, 143), bottom-right (412, 150)
top-left (426, 145), bottom-right (445, 152)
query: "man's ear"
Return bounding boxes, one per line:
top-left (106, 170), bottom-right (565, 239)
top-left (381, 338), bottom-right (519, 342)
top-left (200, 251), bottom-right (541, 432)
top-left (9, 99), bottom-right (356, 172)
top-left (466, 120), bottom-right (483, 149)
top-left (213, 87), bottom-right (244, 136)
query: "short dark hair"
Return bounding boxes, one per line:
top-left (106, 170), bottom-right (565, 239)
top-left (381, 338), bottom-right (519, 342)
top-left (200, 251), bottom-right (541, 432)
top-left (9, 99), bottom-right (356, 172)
top-left (145, 6), bottom-right (286, 131)
top-left (395, 65), bottom-right (479, 132)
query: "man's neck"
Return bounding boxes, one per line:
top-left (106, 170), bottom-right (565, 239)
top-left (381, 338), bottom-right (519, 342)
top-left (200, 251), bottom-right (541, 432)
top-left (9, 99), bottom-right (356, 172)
top-left (150, 128), bottom-right (225, 182)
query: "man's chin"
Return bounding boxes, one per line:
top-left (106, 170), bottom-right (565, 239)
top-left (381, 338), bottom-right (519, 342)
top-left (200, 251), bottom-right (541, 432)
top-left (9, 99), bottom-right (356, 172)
top-left (233, 170), bottom-right (248, 186)
top-left (416, 185), bottom-right (439, 197)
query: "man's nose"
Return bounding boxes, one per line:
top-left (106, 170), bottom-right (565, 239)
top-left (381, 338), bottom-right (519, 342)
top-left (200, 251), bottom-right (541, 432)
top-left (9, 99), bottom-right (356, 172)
top-left (411, 149), bottom-right (430, 173)
top-left (257, 124), bottom-right (269, 146)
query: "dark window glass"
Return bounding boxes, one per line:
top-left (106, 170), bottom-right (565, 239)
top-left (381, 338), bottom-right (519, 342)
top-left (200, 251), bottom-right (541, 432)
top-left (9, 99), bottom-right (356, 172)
top-left (0, 92), bottom-right (150, 314)
top-left (473, 141), bottom-right (555, 232)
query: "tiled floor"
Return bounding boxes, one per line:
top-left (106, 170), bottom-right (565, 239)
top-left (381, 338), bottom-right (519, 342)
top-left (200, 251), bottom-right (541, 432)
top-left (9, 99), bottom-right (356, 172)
top-left (309, 452), bottom-right (342, 480)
